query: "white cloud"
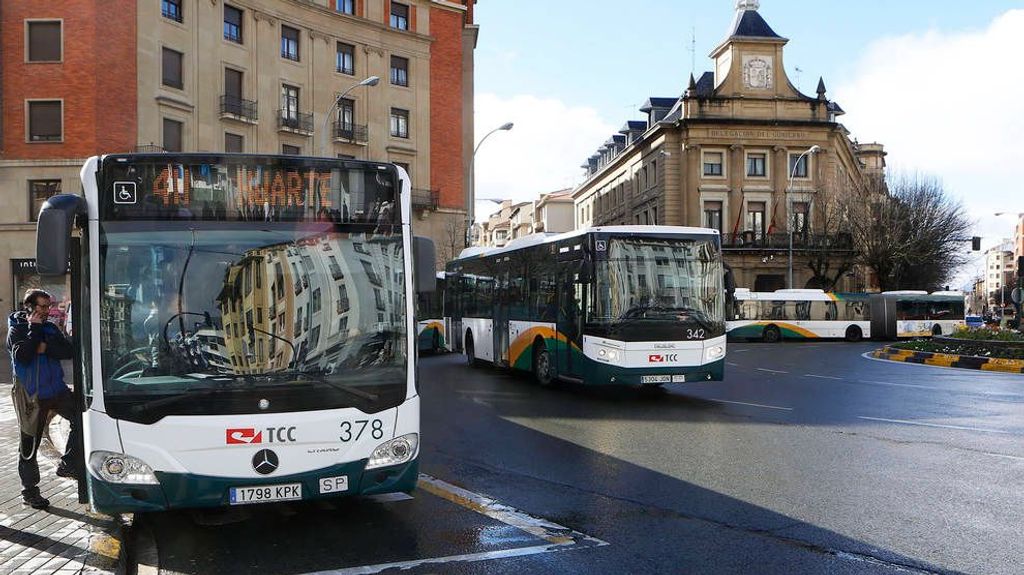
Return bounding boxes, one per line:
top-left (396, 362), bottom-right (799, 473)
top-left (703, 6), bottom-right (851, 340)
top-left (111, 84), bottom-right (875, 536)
top-left (835, 9), bottom-right (1024, 254)
top-left (472, 92), bottom-right (616, 214)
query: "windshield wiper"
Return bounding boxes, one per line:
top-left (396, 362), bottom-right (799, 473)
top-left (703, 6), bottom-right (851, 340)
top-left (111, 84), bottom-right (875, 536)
top-left (251, 369), bottom-right (379, 402)
top-left (128, 386), bottom-right (236, 415)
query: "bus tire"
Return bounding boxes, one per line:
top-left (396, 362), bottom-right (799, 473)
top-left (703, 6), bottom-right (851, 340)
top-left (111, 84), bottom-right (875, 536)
top-left (932, 324), bottom-right (942, 336)
top-left (845, 325), bottom-right (863, 343)
top-left (763, 325), bottom-right (782, 343)
top-left (532, 341), bottom-right (554, 386)
top-left (465, 332), bottom-right (478, 367)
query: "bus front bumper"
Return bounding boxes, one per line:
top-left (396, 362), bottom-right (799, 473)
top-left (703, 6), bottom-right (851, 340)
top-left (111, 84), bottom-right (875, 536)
top-left (585, 359), bottom-right (725, 385)
top-left (87, 457), bottom-right (419, 514)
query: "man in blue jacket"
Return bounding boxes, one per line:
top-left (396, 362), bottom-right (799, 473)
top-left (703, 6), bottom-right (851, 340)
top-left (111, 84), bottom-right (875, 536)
top-left (7, 289), bottom-right (79, 509)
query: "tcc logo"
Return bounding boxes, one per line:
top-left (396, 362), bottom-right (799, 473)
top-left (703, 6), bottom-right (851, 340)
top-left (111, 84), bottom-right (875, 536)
top-left (226, 428), bottom-right (262, 444)
top-left (648, 354), bottom-right (679, 363)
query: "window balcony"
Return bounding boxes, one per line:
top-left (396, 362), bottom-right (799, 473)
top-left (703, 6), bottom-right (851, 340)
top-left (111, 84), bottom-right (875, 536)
top-left (277, 110), bottom-right (314, 135)
top-left (411, 188), bottom-right (439, 211)
top-left (721, 232), bottom-right (854, 252)
top-left (332, 121), bottom-right (368, 144)
top-left (220, 95), bottom-right (258, 124)
top-left (133, 144), bottom-right (165, 153)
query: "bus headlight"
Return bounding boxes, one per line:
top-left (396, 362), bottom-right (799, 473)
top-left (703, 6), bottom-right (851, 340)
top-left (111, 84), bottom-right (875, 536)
top-left (596, 348), bottom-right (620, 362)
top-left (705, 345), bottom-right (725, 361)
top-left (366, 433), bottom-right (419, 470)
top-left (89, 451), bottom-right (159, 485)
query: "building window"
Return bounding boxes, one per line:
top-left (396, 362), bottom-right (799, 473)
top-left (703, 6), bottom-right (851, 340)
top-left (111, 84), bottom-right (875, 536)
top-left (336, 0), bottom-right (355, 14)
top-left (27, 21), bottom-right (62, 62)
top-left (747, 201), bottom-right (766, 238)
top-left (281, 25), bottom-right (300, 61)
top-left (162, 47), bottom-right (183, 89)
top-left (337, 98), bottom-right (354, 129)
top-left (792, 202), bottom-right (810, 237)
top-left (27, 100), bottom-right (62, 142)
top-left (336, 42), bottom-right (354, 75)
top-left (225, 132), bottom-right (244, 153)
top-left (703, 152), bottom-right (724, 176)
top-left (282, 144), bottom-right (301, 155)
top-left (747, 153), bottom-right (767, 177)
top-left (390, 56), bottom-right (409, 86)
top-left (789, 153), bottom-right (809, 178)
top-left (390, 108), bottom-right (409, 138)
top-left (162, 0), bottom-right (183, 22)
top-left (704, 201), bottom-right (723, 232)
top-left (390, 2), bottom-right (409, 30)
top-left (281, 84), bottom-right (300, 121)
top-left (224, 5), bottom-right (243, 43)
top-left (163, 118), bottom-right (183, 152)
top-left (29, 180), bottom-right (61, 222)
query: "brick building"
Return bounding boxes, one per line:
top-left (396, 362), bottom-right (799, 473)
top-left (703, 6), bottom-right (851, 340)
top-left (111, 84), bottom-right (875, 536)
top-left (0, 0), bottom-right (475, 317)
top-left (572, 1), bottom-right (885, 292)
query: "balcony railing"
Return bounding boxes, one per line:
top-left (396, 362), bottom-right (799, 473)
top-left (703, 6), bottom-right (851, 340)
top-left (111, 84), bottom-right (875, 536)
top-left (411, 188), bottom-right (439, 211)
top-left (220, 95), bottom-right (258, 123)
top-left (332, 121), bottom-right (368, 143)
top-left (277, 110), bottom-right (314, 135)
top-left (721, 232), bottom-right (854, 251)
top-left (133, 144), bottom-right (165, 153)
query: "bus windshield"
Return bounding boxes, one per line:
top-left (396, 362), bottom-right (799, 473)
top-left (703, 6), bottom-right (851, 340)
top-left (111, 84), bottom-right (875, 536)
top-left (592, 237), bottom-right (725, 338)
top-left (98, 221), bottom-right (407, 422)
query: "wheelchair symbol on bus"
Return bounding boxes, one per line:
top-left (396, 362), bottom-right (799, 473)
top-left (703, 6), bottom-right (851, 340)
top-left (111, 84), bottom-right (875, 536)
top-left (113, 182), bottom-right (137, 205)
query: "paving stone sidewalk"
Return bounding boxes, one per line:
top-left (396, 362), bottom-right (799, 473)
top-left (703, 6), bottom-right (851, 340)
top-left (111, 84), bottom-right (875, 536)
top-left (0, 387), bottom-right (121, 575)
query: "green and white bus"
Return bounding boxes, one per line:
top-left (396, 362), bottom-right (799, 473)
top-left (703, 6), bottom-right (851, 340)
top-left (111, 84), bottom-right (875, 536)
top-left (444, 226), bottom-right (727, 386)
top-left (35, 153), bottom-right (435, 513)
top-left (727, 289), bottom-right (965, 342)
top-left (727, 289), bottom-right (871, 342)
top-left (416, 272), bottom-right (446, 353)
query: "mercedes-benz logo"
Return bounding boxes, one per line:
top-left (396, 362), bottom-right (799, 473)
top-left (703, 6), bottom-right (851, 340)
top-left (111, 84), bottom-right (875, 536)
top-left (252, 449), bottom-right (279, 475)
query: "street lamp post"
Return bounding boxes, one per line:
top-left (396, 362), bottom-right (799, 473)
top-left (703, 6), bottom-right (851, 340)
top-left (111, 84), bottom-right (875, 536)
top-left (467, 122), bottom-right (514, 245)
top-left (994, 212), bottom-right (1022, 329)
top-left (319, 76), bottom-right (379, 158)
top-left (786, 145), bottom-right (820, 289)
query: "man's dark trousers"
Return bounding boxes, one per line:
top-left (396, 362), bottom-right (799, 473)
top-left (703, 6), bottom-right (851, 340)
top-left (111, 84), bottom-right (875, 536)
top-left (19, 391), bottom-right (79, 497)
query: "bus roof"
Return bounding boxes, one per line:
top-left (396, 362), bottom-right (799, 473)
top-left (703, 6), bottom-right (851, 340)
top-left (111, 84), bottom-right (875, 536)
top-left (454, 225), bottom-right (719, 262)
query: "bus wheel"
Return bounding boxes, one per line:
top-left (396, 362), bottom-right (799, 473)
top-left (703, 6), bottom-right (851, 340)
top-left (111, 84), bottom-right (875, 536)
top-left (932, 324), bottom-right (942, 336)
top-left (763, 325), bottom-right (782, 343)
top-left (845, 325), bottom-right (863, 343)
top-left (465, 334), bottom-right (478, 367)
top-left (533, 343), bottom-right (554, 386)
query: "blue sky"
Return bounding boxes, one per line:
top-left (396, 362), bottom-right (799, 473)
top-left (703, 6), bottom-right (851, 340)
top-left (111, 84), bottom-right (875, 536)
top-left (470, 1), bottom-right (1024, 283)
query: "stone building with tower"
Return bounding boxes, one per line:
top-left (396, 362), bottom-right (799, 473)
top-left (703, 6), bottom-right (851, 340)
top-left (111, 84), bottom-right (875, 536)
top-left (573, 0), bottom-right (886, 292)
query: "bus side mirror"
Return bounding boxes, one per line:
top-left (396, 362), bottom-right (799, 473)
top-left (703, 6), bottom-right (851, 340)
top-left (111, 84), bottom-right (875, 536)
top-left (413, 236), bottom-right (436, 294)
top-left (36, 194), bottom-right (85, 276)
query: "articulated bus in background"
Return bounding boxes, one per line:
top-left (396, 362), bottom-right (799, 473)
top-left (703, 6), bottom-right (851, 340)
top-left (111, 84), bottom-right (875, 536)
top-left (727, 289), bottom-right (964, 342)
top-left (35, 153), bottom-right (435, 513)
top-left (416, 272), bottom-right (446, 353)
top-left (444, 226), bottom-right (727, 387)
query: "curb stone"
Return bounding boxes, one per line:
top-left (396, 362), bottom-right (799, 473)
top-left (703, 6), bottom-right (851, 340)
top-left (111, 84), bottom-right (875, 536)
top-left (871, 346), bottom-right (1024, 374)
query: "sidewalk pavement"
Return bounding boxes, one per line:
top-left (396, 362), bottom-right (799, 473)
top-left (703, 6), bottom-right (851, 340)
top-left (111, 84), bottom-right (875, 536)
top-left (0, 384), bottom-right (121, 574)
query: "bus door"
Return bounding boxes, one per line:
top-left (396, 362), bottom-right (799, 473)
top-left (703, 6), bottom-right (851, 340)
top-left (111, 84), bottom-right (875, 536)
top-left (69, 237), bottom-right (88, 502)
top-left (494, 264), bottom-right (510, 367)
top-left (447, 273), bottom-right (463, 352)
top-left (557, 260), bottom-right (586, 379)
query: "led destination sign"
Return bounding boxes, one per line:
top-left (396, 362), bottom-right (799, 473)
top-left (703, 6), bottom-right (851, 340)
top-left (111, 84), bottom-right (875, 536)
top-left (100, 155), bottom-right (398, 224)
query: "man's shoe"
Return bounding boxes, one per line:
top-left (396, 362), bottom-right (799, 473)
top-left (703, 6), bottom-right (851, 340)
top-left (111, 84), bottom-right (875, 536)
top-left (55, 463), bottom-right (78, 480)
top-left (22, 493), bottom-right (50, 509)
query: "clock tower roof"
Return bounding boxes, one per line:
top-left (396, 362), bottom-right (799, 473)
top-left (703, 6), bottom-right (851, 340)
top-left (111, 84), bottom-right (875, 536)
top-left (728, 5), bottom-right (783, 41)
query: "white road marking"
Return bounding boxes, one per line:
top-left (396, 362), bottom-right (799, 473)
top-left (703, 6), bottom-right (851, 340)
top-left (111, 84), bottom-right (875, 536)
top-left (857, 416), bottom-right (1013, 435)
top-left (732, 349), bottom-right (751, 353)
top-left (977, 452), bottom-right (1024, 462)
top-left (726, 362), bottom-right (740, 367)
top-left (858, 379), bottom-right (1024, 399)
top-left (297, 474), bottom-right (607, 575)
top-left (707, 398), bottom-right (794, 411)
top-left (756, 368), bottom-right (788, 374)
top-left (804, 374), bottom-right (843, 380)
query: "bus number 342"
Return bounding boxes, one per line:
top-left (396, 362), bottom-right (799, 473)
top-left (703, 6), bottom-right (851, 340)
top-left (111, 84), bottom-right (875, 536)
top-left (686, 329), bottom-right (705, 340)
top-left (340, 419), bottom-right (384, 442)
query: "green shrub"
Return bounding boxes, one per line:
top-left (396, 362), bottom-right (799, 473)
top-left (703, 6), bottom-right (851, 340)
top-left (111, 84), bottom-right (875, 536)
top-left (950, 327), bottom-right (1024, 342)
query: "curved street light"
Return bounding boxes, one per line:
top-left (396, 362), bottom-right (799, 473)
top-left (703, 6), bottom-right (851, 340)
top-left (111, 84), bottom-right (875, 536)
top-left (786, 145), bottom-right (821, 289)
top-left (319, 76), bottom-right (380, 158)
top-left (467, 122), bottom-right (514, 245)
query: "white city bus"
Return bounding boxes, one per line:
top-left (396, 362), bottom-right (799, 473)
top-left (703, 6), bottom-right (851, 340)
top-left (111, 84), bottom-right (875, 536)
top-left (35, 153), bottom-right (435, 513)
top-left (444, 227), bottom-right (727, 386)
top-left (416, 272), bottom-right (446, 353)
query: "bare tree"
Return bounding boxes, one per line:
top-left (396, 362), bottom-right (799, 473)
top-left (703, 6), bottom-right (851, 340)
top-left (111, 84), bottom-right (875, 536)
top-left (437, 217), bottom-right (467, 265)
top-left (803, 182), bottom-right (857, 290)
top-left (847, 172), bottom-right (972, 291)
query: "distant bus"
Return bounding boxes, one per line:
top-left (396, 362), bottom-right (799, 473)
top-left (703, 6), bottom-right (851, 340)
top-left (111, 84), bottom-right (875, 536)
top-left (444, 226), bottom-right (727, 386)
top-left (416, 273), bottom-right (446, 353)
top-left (869, 291), bottom-right (965, 339)
top-left (727, 289), bottom-right (965, 342)
top-left (727, 289), bottom-right (870, 342)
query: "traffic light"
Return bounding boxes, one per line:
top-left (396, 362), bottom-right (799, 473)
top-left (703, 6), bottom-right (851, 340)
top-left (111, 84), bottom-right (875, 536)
top-left (971, 236), bottom-right (981, 251)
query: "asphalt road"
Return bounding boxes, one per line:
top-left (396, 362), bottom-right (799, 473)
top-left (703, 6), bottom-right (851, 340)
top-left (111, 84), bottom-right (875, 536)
top-left (137, 343), bottom-right (1024, 575)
